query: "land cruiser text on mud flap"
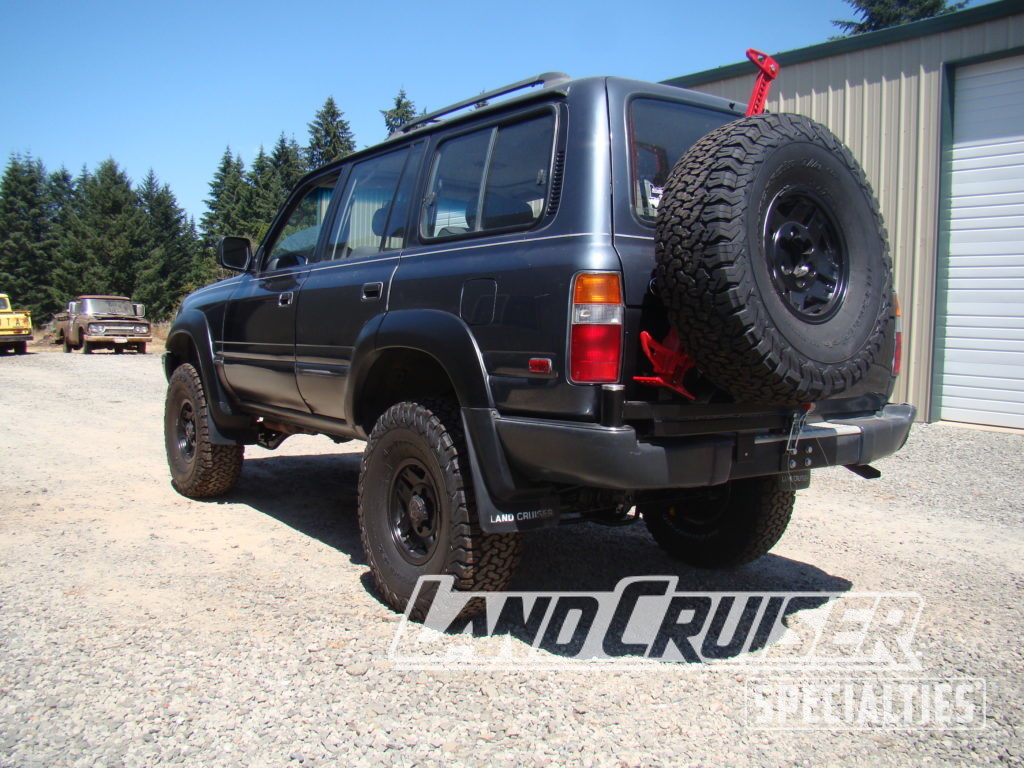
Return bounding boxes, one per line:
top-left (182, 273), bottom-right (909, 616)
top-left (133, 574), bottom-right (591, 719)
top-left (162, 67), bottom-right (914, 617)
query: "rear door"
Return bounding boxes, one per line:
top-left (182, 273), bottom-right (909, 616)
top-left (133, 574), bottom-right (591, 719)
top-left (295, 143), bottom-right (423, 422)
top-left (221, 171), bottom-right (340, 411)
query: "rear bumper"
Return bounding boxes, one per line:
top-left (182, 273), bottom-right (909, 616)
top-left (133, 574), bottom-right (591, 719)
top-left (483, 403), bottom-right (916, 491)
top-left (0, 333), bottom-right (32, 343)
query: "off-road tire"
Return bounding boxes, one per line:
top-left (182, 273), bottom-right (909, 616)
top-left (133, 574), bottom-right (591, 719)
top-left (164, 363), bottom-right (244, 499)
top-left (358, 399), bottom-right (522, 619)
top-left (655, 113), bottom-right (892, 405)
top-left (642, 476), bottom-right (794, 568)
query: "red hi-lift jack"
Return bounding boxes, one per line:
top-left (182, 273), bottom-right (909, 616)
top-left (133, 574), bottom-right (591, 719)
top-left (634, 49), bottom-right (779, 399)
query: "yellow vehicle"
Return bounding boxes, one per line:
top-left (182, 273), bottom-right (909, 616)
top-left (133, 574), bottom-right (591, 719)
top-left (0, 293), bottom-right (33, 355)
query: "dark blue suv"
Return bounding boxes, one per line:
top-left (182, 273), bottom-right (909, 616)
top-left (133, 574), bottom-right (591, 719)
top-left (163, 73), bottom-right (914, 615)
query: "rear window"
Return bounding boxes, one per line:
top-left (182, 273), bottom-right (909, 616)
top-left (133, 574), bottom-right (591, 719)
top-left (420, 113), bottom-right (555, 240)
top-left (630, 99), bottom-right (733, 221)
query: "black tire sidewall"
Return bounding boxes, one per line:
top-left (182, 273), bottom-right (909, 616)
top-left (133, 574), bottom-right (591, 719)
top-left (746, 139), bottom-right (887, 365)
top-left (360, 421), bottom-right (456, 607)
top-left (164, 368), bottom-right (200, 490)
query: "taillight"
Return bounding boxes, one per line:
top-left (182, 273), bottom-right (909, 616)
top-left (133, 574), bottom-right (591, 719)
top-left (892, 293), bottom-right (903, 377)
top-left (570, 272), bottom-right (623, 383)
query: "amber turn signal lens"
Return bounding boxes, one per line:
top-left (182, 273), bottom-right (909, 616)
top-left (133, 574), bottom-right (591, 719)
top-left (573, 273), bottom-right (622, 305)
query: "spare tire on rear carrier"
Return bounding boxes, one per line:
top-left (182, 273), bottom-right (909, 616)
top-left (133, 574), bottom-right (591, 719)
top-left (654, 113), bottom-right (893, 406)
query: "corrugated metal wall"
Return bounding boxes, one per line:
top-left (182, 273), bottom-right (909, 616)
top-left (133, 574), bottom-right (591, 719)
top-left (680, 12), bottom-right (1024, 415)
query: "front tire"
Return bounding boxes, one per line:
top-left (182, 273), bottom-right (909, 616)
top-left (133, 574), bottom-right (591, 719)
top-left (164, 363), bottom-right (244, 498)
top-left (358, 399), bottom-right (521, 617)
top-left (642, 477), bottom-right (795, 568)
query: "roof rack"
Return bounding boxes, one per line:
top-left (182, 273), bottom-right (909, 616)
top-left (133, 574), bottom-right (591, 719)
top-left (392, 72), bottom-right (571, 136)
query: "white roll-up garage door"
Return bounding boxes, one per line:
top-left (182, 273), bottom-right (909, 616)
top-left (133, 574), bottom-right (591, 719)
top-left (938, 54), bottom-right (1024, 429)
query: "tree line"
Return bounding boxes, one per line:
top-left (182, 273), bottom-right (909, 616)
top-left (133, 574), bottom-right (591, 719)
top-left (1, 0), bottom-right (965, 325)
top-left (0, 91), bottom-right (418, 323)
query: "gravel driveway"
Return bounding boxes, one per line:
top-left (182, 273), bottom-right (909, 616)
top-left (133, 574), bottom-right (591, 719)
top-left (1, 346), bottom-right (1022, 767)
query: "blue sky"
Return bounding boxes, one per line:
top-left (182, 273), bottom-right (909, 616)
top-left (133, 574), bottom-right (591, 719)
top-left (0, 0), bottom-right (974, 221)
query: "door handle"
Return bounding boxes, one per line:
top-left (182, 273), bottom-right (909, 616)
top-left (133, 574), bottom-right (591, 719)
top-left (361, 282), bottom-right (383, 301)
top-left (278, 291), bottom-right (294, 307)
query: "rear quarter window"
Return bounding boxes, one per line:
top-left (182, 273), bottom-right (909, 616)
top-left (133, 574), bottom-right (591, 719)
top-left (630, 99), bottom-right (733, 222)
top-left (420, 112), bottom-right (555, 240)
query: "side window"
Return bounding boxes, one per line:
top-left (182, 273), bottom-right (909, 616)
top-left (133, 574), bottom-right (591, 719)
top-left (264, 174), bottom-right (339, 270)
top-left (420, 112), bottom-right (555, 240)
top-left (325, 147), bottom-right (410, 261)
top-left (629, 99), bottom-right (732, 221)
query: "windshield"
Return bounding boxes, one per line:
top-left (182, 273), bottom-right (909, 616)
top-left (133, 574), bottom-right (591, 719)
top-left (0, 297), bottom-right (9, 312)
top-left (83, 298), bottom-right (134, 315)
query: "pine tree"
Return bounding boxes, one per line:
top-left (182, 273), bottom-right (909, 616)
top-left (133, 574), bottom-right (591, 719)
top-left (382, 89), bottom-right (417, 136)
top-left (200, 147), bottom-right (247, 250)
top-left (833, 0), bottom-right (967, 35)
top-left (242, 146), bottom-right (281, 245)
top-left (136, 170), bottom-right (200, 320)
top-left (0, 153), bottom-right (58, 319)
top-left (52, 159), bottom-right (148, 299)
top-left (270, 134), bottom-right (305, 199)
top-left (306, 96), bottom-right (355, 169)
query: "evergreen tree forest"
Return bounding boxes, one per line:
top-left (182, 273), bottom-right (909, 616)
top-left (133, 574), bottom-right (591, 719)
top-left (0, 93), bottom-right (371, 324)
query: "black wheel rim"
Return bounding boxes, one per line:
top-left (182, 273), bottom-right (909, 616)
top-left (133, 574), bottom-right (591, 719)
top-left (764, 189), bottom-right (848, 323)
top-left (389, 459), bottom-right (440, 565)
top-left (176, 401), bottom-right (197, 462)
top-left (660, 486), bottom-right (730, 538)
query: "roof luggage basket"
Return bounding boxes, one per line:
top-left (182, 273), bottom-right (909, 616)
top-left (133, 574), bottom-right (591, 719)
top-left (391, 72), bottom-right (571, 137)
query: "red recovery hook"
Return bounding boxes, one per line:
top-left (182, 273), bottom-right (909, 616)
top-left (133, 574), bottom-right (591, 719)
top-left (745, 48), bottom-right (779, 116)
top-left (634, 328), bottom-right (697, 400)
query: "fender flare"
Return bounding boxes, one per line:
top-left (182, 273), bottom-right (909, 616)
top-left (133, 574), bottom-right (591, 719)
top-left (346, 309), bottom-right (495, 424)
top-left (164, 310), bottom-right (257, 444)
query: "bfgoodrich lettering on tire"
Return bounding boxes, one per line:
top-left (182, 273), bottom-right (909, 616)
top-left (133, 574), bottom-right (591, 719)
top-left (358, 399), bottom-right (521, 618)
top-left (164, 363), bottom-right (244, 498)
top-left (655, 113), bottom-right (893, 405)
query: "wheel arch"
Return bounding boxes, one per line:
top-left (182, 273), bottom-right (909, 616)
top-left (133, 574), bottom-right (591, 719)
top-left (164, 310), bottom-right (257, 444)
top-left (348, 309), bottom-right (494, 435)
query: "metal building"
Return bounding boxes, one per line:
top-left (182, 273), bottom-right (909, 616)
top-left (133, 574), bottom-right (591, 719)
top-left (664, 0), bottom-right (1024, 428)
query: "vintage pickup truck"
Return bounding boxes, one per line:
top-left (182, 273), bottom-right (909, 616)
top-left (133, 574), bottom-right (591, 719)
top-left (0, 293), bottom-right (33, 354)
top-left (55, 295), bottom-right (151, 354)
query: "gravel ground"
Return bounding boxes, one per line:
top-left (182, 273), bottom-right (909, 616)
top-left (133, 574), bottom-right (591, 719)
top-left (1, 344), bottom-right (1022, 767)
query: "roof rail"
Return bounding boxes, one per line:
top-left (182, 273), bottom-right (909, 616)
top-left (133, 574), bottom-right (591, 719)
top-left (392, 72), bottom-right (571, 136)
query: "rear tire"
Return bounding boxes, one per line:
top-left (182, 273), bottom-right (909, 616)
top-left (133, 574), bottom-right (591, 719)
top-left (15, 341), bottom-right (27, 354)
top-left (164, 363), bottom-right (244, 498)
top-left (358, 399), bottom-right (521, 618)
top-left (642, 477), bottom-right (794, 568)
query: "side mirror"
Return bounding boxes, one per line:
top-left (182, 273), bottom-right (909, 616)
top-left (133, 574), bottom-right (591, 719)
top-left (217, 236), bottom-right (253, 272)
top-left (133, 304), bottom-right (146, 318)
top-left (67, 301), bottom-right (75, 313)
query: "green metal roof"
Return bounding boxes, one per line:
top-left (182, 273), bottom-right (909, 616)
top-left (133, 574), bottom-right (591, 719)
top-left (662, 0), bottom-right (1024, 88)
